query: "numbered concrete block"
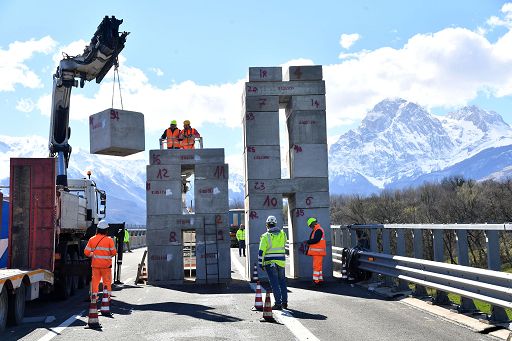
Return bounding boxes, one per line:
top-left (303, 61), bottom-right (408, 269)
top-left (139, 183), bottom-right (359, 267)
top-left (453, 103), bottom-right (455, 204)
top-left (289, 144), bottom-right (328, 178)
top-left (89, 109), bottom-right (145, 156)
top-left (194, 179), bottom-right (229, 214)
top-left (286, 110), bottom-right (327, 145)
top-left (243, 111), bottom-right (280, 146)
top-left (146, 180), bottom-right (182, 215)
top-left (249, 67), bottom-right (282, 82)
top-left (146, 165), bottom-right (181, 181)
top-left (149, 149), bottom-right (225, 166)
top-left (244, 193), bottom-right (283, 211)
top-left (245, 177), bottom-right (329, 196)
top-left (147, 214), bottom-right (204, 231)
top-left (285, 95), bottom-right (326, 112)
top-left (146, 228), bottom-right (182, 247)
top-left (244, 81), bottom-right (325, 97)
top-left (196, 213), bottom-right (229, 226)
top-left (147, 245), bottom-right (184, 283)
top-left (194, 164), bottom-right (229, 181)
top-left (244, 145), bottom-right (281, 180)
top-left (285, 65), bottom-right (323, 81)
top-left (244, 207), bottom-right (284, 241)
top-left (288, 191), bottom-right (330, 209)
top-left (242, 95), bottom-right (280, 112)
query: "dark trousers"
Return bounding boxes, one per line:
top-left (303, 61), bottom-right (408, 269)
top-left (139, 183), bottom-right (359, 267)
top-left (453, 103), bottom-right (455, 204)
top-left (238, 240), bottom-right (246, 257)
top-left (265, 264), bottom-right (287, 305)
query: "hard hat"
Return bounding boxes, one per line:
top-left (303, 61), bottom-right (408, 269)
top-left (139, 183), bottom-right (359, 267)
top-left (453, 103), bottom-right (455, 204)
top-left (184, 120), bottom-right (190, 125)
top-left (266, 215), bottom-right (277, 227)
top-left (171, 120), bottom-right (177, 125)
top-left (307, 217), bottom-right (317, 227)
top-left (97, 220), bottom-right (109, 230)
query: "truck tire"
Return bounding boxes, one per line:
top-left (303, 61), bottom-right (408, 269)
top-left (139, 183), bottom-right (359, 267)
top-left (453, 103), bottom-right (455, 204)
top-left (0, 286), bottom-right (7, 332)
top-left (7, 285), bottom-right (25, 326)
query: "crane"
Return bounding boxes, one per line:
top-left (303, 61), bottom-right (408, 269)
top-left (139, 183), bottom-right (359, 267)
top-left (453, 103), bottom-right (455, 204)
top-left (48, 16), bottom-right (129, 186)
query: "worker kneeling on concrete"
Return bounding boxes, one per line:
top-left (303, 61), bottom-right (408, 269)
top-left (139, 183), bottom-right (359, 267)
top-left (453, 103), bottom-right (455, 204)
top-left (84, 220), bottom-right (117, 323)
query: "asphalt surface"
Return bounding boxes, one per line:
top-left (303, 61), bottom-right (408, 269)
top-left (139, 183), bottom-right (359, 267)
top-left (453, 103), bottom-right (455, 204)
top-left (2, 247), bottom-right (502, 341)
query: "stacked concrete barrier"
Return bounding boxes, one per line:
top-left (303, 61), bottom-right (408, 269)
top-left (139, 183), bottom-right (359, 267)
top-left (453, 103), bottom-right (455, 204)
top-left (146, 149), bottom-right (230, 284)
top-left (243, 66), bottom-right (332, 280)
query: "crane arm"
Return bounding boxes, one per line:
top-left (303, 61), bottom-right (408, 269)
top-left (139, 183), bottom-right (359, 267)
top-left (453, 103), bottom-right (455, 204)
top-left (49, 16), bottom-right (129, 187)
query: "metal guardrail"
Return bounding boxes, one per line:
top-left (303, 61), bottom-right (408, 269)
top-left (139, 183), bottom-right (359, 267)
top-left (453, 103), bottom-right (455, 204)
top-left (330, 224), bottom-right (512, 324)
top-left (127, 228), bottom-right (146, 249)
top-left (159, 137), bottom-right (203, 150)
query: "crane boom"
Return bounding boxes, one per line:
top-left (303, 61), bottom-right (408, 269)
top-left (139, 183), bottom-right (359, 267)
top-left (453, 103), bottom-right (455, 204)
top-left (49, 16), bottom-right (129, 186)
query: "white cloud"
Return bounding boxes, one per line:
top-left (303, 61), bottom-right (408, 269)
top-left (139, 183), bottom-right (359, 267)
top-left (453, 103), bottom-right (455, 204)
top-left (487, 3), bottom-right (512, 28)
top-left (16, 98), bottom-right (35, 112)
top-left (339, 33), bottom-right (361, 49)
top-left (149, 67), bottom-right (164, 76)
top-left (0, 36), bottom-right (57, 91)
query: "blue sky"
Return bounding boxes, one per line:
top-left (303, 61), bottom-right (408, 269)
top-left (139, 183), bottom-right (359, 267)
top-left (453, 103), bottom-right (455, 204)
top-left (1, 0), bottom-right (512, 173)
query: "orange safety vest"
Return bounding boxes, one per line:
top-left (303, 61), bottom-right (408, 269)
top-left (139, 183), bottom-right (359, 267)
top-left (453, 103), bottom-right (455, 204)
top-left (180, 127), bottom-right (199, 149)
top-left (84, 234), bottom-right (117, 268)
top-left (165, 128), bottom-right (181, 149)
top-left (306, 224), bottom-right (326, 256)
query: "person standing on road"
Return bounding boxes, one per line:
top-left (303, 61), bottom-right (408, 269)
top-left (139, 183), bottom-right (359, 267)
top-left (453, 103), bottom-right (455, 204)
top-left (236, 224), bottom-right (246, 257)
top-left (84, 220), bottom-right (117, 318)
top-left (304, 217), bottom-right (326, 286)
top-left (259, 215), bottom-right (288, 310)
top-left (124, 228), bottom-right (132, 252)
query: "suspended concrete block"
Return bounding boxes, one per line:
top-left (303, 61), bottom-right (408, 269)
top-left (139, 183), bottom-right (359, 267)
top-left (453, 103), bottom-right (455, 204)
top-left (249, 67), bottom-right (283, 82)
top-left (89, 108), bottom-right (145, 156)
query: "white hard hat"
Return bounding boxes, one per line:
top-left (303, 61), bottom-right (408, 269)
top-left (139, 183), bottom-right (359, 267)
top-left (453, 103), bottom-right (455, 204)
top-left (266, 215), bottom-right (277, 227)
top-left (97, 220), bottom-right (109, 230)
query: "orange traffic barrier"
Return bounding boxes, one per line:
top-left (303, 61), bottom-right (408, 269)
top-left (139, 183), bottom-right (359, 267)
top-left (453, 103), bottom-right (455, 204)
top-left (252, 281), bottom-right (263, 311)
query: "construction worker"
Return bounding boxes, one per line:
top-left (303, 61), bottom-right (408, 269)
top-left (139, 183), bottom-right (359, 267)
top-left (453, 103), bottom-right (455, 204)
top-left (305, 217), bottom-right (326, 286)
top-left (124, 228), bottom-right (132, 252)
top-left (259, 215), bottom-right (288, 310)
top-left (179, 120), bottom-right (200, 149)
top-left (236, 224), bottom-right (246, 257)
top-left (161, 120), bottom-right (181, 149)
top-left (84, 220), bottom-right (117, 320)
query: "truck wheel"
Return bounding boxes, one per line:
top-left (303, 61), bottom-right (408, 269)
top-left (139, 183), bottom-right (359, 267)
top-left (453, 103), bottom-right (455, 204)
top-left (0, 286), bottom-right (7, 332)
top-left (7, 285), bottom-right (25, 326)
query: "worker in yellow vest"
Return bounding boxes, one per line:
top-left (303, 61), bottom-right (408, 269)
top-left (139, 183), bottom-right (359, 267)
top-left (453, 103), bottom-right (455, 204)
top-left (305, 217), bottom-right (326, 286)
top-left (236, 224), bottom-right (246, 257)
top-left (259, 215), bottom-right (288, 310)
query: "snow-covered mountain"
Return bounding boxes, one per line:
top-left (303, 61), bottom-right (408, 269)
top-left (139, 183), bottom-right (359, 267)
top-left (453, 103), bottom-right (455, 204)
top-left (329, 98), bottom-right (512, 194)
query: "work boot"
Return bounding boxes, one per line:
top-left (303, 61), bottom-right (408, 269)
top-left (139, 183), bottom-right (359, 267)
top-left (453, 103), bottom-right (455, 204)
top-left (282, 303), bottom-right (288, 309)
top-left (272, 304), bottom-right (282, 310)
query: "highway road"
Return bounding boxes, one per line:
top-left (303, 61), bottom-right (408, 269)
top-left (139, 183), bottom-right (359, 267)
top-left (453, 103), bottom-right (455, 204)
top-left (3, 247), bottom-right (502, 341)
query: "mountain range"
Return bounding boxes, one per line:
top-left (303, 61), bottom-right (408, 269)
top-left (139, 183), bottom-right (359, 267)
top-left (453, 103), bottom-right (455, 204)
top-left (1, 98), bottom-right (511, 224)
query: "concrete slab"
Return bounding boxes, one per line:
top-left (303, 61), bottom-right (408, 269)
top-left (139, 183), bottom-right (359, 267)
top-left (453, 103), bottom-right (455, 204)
top-left (249, 67), bottom-right (282, 82)
top-left (285, 95), bottom-right (326, 112)
top-left (194, 179), bottom-right (229, 214)
top-left (285, 65), bottom-right (323, 81)
top-left (242, 96), bottom-right (280, 112)
top-left (146, 228), bottom-right (181, 247)
top-left (244, 207), bottom-right (284, 241)
top-left (288, 191), bottom-right (330, 209)
top-left (146, 165), bottom-right (181, 181)
top-left (146, 180), bottom-right (183, 215)
top-left (243, 111), bottom-right (280, 146)
top-left (149, 148), bottom-right (225, 166)
top-left (244, 193), bottom-right (283, 211)
top-left (146, 214), bottom-right (204, 230)
top-left (245, 177), bottom-right (329, 196)
top-left (147, 245), bottom-right (184, 283)
top-left (286, 110), bottom-right (327, 144)
top-left (244, 145), bottom-right (281, 179)
top-left (89, 109), bottom-right (145, 156)
top-left (289, 144), bottom-right (328, 178)
top-left (196, 213), bottom-right (229, 226)
top-left (244, 81), bottom-right (325, 97)
top-left (194, 164), bottom-right (229, 180)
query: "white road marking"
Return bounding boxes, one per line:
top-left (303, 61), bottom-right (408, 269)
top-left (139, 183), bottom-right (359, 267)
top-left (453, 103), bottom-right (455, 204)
top-left (37, 310), bottom-right (84, 341)
top-left (124, 277), bottom-right (134, 284)
top-left (232, 253), bottom-right (320, 341)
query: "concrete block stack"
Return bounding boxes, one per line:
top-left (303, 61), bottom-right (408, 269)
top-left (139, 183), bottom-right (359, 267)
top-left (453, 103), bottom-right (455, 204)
top-left (243, 65), bottom-right (332, 280)
top-left (146, 148), bottom-right (230, 284)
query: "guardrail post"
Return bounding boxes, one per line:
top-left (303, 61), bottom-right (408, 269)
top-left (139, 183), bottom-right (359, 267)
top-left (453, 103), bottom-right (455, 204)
top-left (382, 229), bottom-right (394, 287)
top-left (341, 227), bottom-right (351, 248)
top-left (350, 227), bottom-right (357, 247)
top-left (455, 229), bottom-right (477, 313)
top-left (412, 229), bottom-right (428, 297)
top-left (485, 230), bottom-right (509, 323)
top-left (396, 229), bottom-right (409, 291)
top-left (432, 229), bottom-right (450, 305)
top-left (370, 229), bottom-right (378, 252)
